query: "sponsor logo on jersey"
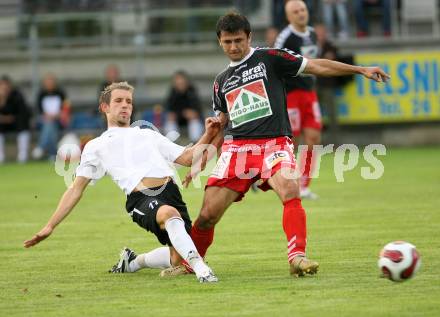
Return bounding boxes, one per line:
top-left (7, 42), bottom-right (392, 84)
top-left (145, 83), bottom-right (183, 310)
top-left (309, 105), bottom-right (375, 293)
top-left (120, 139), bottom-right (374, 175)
top-left (242, 62), bottom-right (267, 83)
top-left (268, 49), bottom-right (298, 61)
top-left (222, 75), bottom-right (241, 93)
top-left (265, 150), bottom-right (290, 168)
top-left (225, 79), bottom-right (272, 128)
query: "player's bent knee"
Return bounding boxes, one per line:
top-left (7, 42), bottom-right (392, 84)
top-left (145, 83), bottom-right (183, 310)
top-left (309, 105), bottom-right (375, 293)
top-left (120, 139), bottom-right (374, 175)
top-left (156, 205), bottom-right (181, 229)
top-left (278, 181), bottom-right (300, 201)
top-left (197, 206), bottom-right (221, 229)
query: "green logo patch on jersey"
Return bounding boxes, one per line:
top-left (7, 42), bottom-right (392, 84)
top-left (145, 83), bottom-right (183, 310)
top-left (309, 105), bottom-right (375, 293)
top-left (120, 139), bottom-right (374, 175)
top-left (225, 79), bottom-right (272, 128)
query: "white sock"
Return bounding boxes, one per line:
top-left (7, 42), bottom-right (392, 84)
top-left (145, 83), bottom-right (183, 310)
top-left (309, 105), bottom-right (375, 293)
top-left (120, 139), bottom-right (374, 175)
top-left (188, 119), bottom-right (203, 142)
top-left (128, 247), bottom-right (171, 272)
top-left (0, 133), bottom-right (4, 163)
top-left (164, 217), bottom-right (210, 277)
top-left (17, 131), bottom-right (30, 163)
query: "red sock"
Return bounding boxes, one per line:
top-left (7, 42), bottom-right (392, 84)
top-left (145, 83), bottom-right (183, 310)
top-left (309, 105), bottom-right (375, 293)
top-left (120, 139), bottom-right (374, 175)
top-left (283, 198), bottom-right (307, 263)
top-left (300, 149), bottom-right (314, 189)
top-left (190, 218), bottom-right (215, 258)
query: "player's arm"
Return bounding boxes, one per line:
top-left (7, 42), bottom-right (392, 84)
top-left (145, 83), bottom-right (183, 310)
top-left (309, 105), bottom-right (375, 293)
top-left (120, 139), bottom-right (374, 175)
top-left (304, 59), bottom-right (390, 82)
top-left (174, 117), bottom-right (221, 167)
top-left (24, 176), bottom-right (91, 248)
top-left (209, 111), bottom-right (227, 153)
top-left (180, 112), bottom-right (227, 188)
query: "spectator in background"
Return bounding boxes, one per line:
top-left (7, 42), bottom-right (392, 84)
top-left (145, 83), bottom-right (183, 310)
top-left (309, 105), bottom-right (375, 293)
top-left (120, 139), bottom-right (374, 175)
top-left (163, 71), bottom-right (203, 143)
top-left (98, 64), bottom-right (121, 97)
top-left (315, 24), bottom-right (339, 74)
top-left (272, 0), bottom-right (288, 31)
top-left (355, 0), bottom-right (391, 37)
top-left (273, 0), bottom-right (315, 31)
top-left (96, 64), bottom-right (121, 116)
top-left (265, 26), bottom-right (279, 47)
top-left (322, 0), bottom-right (349, 40)
top-left (32, 73), bottom-right (70, 160)
top-left (0, 76), bottom-right (32, 163)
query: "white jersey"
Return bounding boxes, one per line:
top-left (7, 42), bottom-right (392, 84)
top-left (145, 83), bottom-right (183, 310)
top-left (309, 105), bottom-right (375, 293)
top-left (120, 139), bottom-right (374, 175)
top-left (75, 127), bottom-right (185, 195)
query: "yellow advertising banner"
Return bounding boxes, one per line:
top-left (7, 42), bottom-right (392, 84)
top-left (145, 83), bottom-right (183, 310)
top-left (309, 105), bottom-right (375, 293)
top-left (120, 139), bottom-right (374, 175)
top-left (335, 51), bottom-right (440, 124)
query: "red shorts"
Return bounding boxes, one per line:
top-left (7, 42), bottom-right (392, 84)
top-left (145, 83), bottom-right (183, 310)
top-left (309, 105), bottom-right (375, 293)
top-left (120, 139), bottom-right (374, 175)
top-left (206, 137), bottom-right (296, 202)
top-left (286, 89), bottom-right (322, 137)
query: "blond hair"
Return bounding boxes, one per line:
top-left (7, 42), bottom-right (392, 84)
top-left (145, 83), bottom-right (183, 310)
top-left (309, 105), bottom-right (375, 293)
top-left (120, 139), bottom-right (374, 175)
top-left (99, 81), bottom-right (134, 105)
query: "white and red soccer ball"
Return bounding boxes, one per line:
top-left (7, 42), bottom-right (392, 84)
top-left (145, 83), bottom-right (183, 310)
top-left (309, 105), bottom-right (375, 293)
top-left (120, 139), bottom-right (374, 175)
top-left (378, 241), bottom-right (421, 282)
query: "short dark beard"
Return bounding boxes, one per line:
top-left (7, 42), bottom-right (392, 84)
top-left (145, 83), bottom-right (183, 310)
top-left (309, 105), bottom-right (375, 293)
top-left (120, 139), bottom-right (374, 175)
top-left (116, 120), bottom-right (129, 127)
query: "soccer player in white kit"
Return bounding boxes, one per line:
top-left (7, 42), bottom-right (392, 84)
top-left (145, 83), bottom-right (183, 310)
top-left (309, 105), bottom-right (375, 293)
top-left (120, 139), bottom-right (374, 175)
top-left (24, 82), bottom-right (220, 283)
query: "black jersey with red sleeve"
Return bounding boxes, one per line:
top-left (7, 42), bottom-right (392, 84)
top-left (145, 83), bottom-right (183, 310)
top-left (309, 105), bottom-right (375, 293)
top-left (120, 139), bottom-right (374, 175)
top-left (274, 25), bottom-right (318, 91)
top-left (212, 47), bottom-right (307, 139)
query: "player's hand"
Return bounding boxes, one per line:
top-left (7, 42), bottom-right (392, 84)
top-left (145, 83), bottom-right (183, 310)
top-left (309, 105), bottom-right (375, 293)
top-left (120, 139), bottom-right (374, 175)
top-left (362, 66), bottom-right (390, 83)
top-left (24, 225), bottom-right (54, 248)
top-left (205, 117), bottom-right (221, 137)
top-left (182, 170), bottom-right (193, 188)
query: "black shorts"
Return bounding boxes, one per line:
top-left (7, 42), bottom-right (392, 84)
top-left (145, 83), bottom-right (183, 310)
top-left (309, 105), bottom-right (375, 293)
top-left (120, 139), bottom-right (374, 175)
top-left (125, 180), bottom-right (192, 246)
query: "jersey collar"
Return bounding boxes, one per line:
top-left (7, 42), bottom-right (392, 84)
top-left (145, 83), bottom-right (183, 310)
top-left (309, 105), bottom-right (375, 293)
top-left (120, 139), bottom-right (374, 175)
top-left (102, 126), bottom-right (134, 134)
top-left (289, 24), bottom-right (310, 37)
top-left (229, 47), bottom-right (255, 67)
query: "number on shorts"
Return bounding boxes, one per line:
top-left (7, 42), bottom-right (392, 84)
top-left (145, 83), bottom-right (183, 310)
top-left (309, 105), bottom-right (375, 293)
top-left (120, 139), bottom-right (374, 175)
top-left (149, 200), bottom-right (158, 210)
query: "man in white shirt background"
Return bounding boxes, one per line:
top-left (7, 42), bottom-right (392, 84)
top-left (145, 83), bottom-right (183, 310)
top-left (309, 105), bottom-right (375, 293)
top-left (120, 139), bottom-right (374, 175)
top-left (24, 81), bottom-right (220, 283)
top-left (32, 73), bottom-right (70, 160)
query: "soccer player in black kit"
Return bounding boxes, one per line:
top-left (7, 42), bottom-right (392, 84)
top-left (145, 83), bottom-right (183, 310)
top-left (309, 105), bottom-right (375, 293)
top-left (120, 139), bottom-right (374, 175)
top-left (162, 12), bottom-right (389, 278)
top-left (275, 0), bottom-right (322, 199)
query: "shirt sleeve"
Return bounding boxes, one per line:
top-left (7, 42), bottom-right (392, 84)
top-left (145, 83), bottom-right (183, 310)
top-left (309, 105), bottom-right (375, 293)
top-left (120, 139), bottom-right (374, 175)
top-left (265, 48), bottom-right (308, 78)
top-left (151, 130), bottom-right (185, 162)
top-left (211, 79), bottom-right (227, 116)
top-left (75, 142), bottom-right (106, 183)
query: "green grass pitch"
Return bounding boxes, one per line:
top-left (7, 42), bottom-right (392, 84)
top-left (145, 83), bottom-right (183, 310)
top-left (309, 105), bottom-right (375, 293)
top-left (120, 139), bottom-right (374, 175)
top-left (1, 147), bottom-right (439, 316)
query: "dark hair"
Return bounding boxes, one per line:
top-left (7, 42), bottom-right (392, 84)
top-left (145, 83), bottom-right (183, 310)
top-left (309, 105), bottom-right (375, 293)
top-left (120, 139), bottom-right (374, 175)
top-left (216, 12), bottom-right (251, 38)
top-left (174, 70), bottom-right (190, 81)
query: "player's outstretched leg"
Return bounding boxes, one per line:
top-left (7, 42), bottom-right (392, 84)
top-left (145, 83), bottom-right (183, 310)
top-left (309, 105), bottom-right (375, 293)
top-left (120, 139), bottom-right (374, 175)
top-left (191, 186), bottom-right (238, 257)
top-left (283, 198), bottom-right (319, 277)
top-left (109, 246), bottom-right (173, 273)
top-left (268, 169), bottom-right (319, 277)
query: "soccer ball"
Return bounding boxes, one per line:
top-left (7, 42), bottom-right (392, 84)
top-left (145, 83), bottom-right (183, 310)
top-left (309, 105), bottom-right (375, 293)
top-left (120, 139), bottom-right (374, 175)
top-left (378, 241), bottom-right (421, 282)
